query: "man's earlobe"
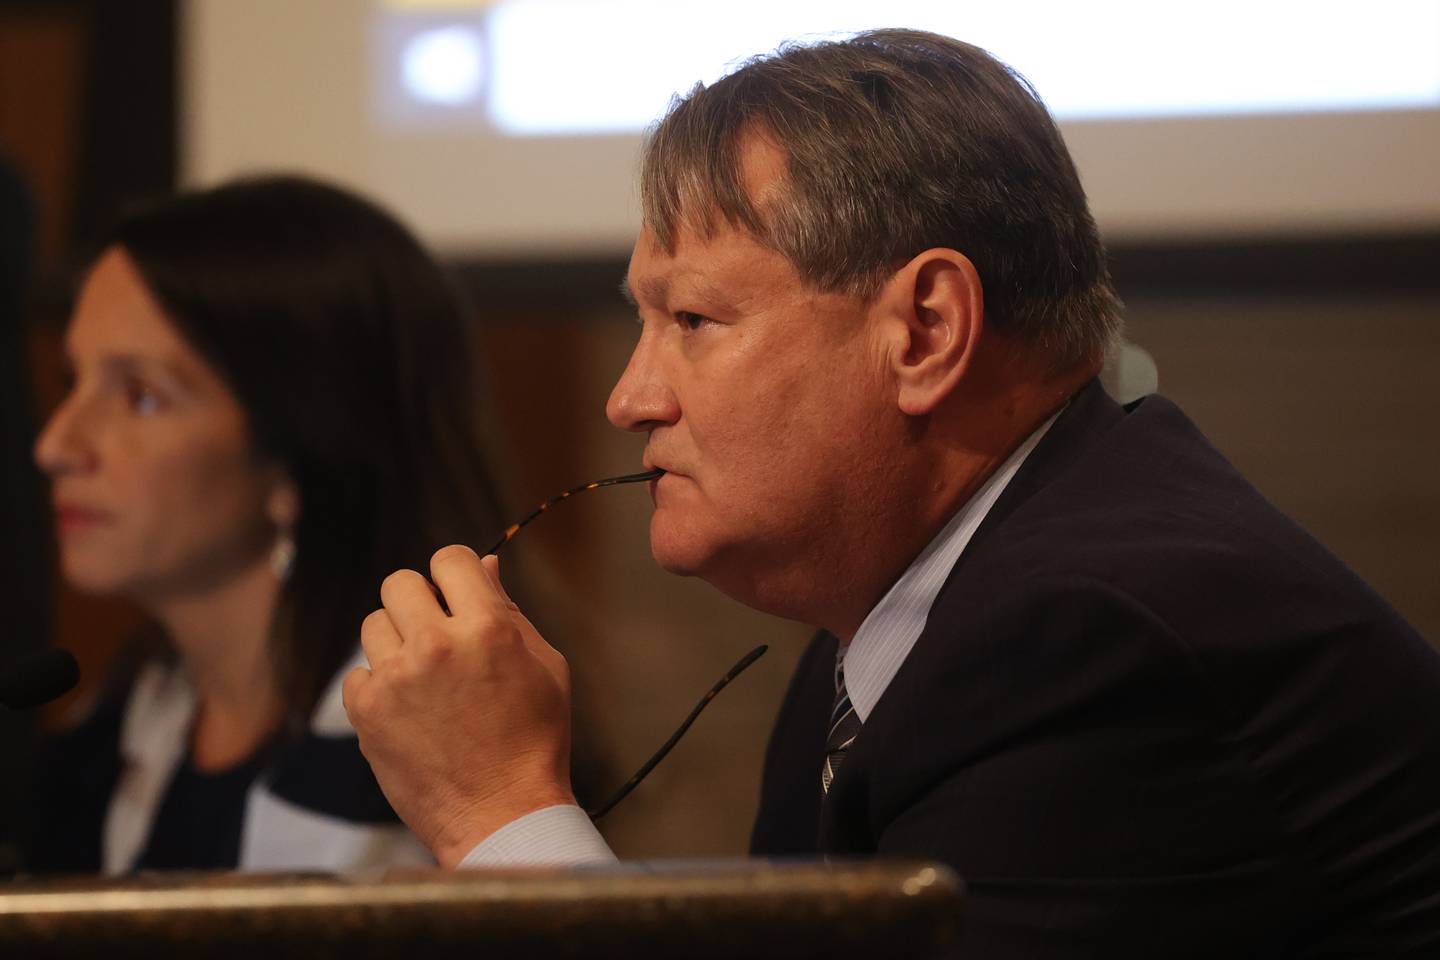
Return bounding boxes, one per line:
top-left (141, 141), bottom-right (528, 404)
top-left (891, 250), bottom-right (984, 416)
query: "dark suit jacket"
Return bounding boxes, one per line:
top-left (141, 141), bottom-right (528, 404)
top-left (751, 381), bottom-right (1440, 957)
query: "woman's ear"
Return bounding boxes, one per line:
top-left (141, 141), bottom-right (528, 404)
top-left (265, 471), bottom-right (301, 531)
top-left (265, 470), bottom-right (301, 581)
top-left (882, 249), bottom-right (985, 416)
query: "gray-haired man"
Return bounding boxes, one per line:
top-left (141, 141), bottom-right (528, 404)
top-left (346, 30), bottom-right (1440, 957)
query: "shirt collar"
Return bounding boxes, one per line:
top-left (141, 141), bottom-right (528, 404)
top-left (841, 411), bottom-right (1060, 721)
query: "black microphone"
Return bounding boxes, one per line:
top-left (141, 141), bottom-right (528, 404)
top-left (0, 648), bottom-right (80, 709)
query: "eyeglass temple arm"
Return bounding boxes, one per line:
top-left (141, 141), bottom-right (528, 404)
top-left (484, 469), bottom-right (664, 556)
top-left (586, 644), bottom-right (768, 821)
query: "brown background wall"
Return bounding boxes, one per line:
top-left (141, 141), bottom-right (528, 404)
top-left (1, 0), bottom-right (173, 725)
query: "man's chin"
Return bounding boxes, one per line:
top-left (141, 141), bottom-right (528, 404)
top-left (650, 540), bottom-right (797, 622)
top-left (647, 520), bottom-right (716, 579)
top-left (648, 541), bottom-right (706, 578)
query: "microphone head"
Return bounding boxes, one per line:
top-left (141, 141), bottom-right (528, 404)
top-left (0, 648), bottom-right (80, 709)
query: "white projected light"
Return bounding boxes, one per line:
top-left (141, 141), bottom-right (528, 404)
top-left (183, 0), bottom-right (1440, 252)
top-left (401, 26), bottom-right (484, 105)
top-left (483, 0), bottom-right (1440, 135)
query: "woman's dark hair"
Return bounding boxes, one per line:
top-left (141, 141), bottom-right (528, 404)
top-left (110, 175), bottom-right (505, 722)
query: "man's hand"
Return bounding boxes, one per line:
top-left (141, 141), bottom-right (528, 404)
top-left (342, 545), bottom-right (575, 869)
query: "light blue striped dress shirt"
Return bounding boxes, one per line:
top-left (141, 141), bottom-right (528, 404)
top-left (460, 413), bottom-right (1059, 869)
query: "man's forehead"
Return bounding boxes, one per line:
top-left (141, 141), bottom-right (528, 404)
top-left (619, 228), bottom-right (665, 305)
top-left (736, 130), bottom-right (789, 210)
top-left (623, 221), bottom-right (773, 306)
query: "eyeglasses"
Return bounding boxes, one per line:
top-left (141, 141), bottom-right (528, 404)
top-left (486, 468), bottom-right (768, 822)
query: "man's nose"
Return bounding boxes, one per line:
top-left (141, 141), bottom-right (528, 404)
top-left (606, 335), bottom-right (678, 433)
top-left (34, 394), bottom-right (97, 478)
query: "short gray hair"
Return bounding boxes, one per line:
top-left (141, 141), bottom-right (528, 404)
top-left (641, 29), bottom-right (1122, 368)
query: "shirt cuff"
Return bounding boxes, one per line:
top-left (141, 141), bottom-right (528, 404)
top-left (456, 804), bottom-right (618, 868)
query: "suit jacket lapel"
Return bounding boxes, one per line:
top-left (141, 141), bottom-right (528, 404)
top-left (818, 378), bottom-right (1128, 851)
top-left (957, 378), bottom-right (1125, 577)
top-left (749, 631), bottom-right (839, 856)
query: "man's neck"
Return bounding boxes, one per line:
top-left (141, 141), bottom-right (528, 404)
top-left (821, 363), bottom-right (1097, 642)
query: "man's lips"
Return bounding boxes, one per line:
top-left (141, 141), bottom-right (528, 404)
top-left (642, 454), bottom-right (683, 476)
top-left (642, 461), bottom-right (680, 501)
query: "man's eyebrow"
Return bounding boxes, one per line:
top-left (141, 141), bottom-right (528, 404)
top-left (618, 275), bottom-right (670, 307)
top-left (688, 275), bottom-right (733, 309)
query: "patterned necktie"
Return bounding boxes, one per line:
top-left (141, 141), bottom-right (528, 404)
top-left (822, 661), bottom-right (862, 795)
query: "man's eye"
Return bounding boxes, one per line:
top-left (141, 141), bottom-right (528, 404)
top-left (677, 311), bottom-right (709, 330)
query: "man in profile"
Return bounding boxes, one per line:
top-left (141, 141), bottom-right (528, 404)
top-left (345, 29), bottom-right (1440, 956)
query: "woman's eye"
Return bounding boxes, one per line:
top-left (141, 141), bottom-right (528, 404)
top-left (124, 379), bottom-right (164, 415)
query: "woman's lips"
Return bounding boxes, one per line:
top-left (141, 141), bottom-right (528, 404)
top-left (53, 504), bottom-right (113, 534)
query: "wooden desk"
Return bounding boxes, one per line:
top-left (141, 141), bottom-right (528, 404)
top-left (1, 859), bottom-right (962, 958)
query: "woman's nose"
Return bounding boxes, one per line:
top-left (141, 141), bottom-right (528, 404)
top-left (34, 394), bottom-right (97, 478)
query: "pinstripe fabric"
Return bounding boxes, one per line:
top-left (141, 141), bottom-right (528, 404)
top-left (459, 803), bottom-right (617, 867)
top-left (840, 412), bottom-right (1059, 723)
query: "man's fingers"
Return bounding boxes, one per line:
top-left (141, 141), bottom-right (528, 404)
top-left (361, 608), bottom-right (403, 663)
top-left (430, 544), bottom-right (510, 620)
top-left (340, 665), bottom-right (371, 719)
top-left (481, 554), bottom-right (516, 606)
top-left (478, 555), bottom-right (566, 692)
top-left (520, 611), bottom-right (571, 696)
top-left (379, 567), bottom-right (445, 637)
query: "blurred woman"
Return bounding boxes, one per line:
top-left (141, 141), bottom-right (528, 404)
top-left (26, 176), bottom-right (504, 873)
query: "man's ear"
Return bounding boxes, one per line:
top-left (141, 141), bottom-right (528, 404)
top-left (883, 249), bottom-right (985, 416)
